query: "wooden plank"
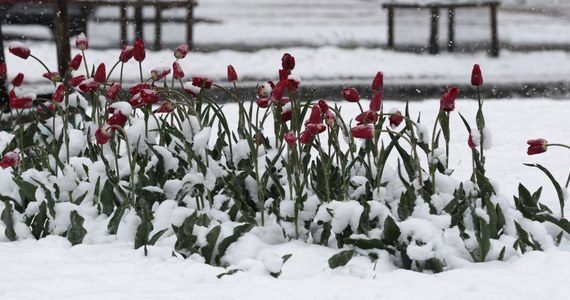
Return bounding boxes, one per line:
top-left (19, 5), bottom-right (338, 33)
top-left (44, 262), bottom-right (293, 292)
top-left (186, 0), bottom-right (194, 50)
top-left (154, 6), bottom-right (162, 50)
top-left (447, 7), bottom-right (455, 52)
top-left (387, 6), bottom-right (394, 49)
top-left (134, 0), bottom-right (144, 39)
top-left (120, 3), bottom-right (127, 46)
top-left (51, 0), bottom-right (71, 76)
top-left (490, 3), bottom-right (499, 56)
top-left (382, 1), bottom-right (500, 9)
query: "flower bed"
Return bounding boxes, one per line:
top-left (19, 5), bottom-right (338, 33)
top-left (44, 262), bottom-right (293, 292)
top-left (0, 35), bottom-right (568, 274)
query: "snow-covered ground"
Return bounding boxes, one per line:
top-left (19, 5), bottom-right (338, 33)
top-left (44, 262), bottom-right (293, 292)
top-left (0, 98), bottom-right (568, 300)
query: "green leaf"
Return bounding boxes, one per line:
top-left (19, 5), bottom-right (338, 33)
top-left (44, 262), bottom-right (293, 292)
top-left (148, 228), bottom-right (168, 246)
top-left (67, 210), bottom-right (87, 246)
top-left (524, 163), bottom-right (566, 218)
top-left (1, 201), bottom-right (17, 241)
top-left (382, 216), bottom-right (401, 244)
top-left (30, 202), bottom-right (49, 240)
top-left (100, 180), bottom-right (116, 216)
top-left (13, 177), bottom-right (37, 202)
top-left (107, 205), bottom-right (126, 235)
top-left (134, 200), bottom-right (153, 250)
top-left (328, 250), bottom-right (355, 269)
top-left (202, 225), bottom-right (221, 265)
top-left (217, 223), bottom-right (253, 264)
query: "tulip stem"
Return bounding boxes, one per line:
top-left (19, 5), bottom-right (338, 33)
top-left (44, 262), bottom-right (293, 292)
top-left (80, 50), bottom-right (89, 78)
top-left (546, 143), bottom-right (570, 151)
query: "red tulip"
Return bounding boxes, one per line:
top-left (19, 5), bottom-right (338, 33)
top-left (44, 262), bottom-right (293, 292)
top-left (52, 84), bottom-right (65, 103)
top-left (257, 83), bottom-right (271, 98)
top-left (0, 62), bottom-right (7, 79)
top-left (105, 82), bottom-right (121, 101)
top-left (325, 110), bottom-right (336, 126)
top-left (130, 83), bottom-right (151, 95)
top-left (9, 42), bottom-right (30, 59)
top-left (284, 131), bottom-right (296, 146)
top-left (192, 76), bottom-right (213, 89)
top-left (140, 89), bottom-right (160, 105)
top-left (157, 101), bottom-right (176, 113)
top-left (129, 93), bottom-right (143, 108)
top-left (389, 110), bottom-right (403, 128)
top-left (351, 124), bottom-right (374, 139)
top-left (318, 100), bottom-right (329, 113)
top-left (107, 111), bottom-right (129, 127)
top-left (279, 69), bottom-right (289, 81)
top-left (69, 75), bottom-right (86, 87)
top-left (342, 88), bottom-right (360, 102)
top-left (471, 64), bottom-right (483, 87)
top-left (299, 131), bottom-right (312, 144)
top-left (68, 54), bottom-right (82, 70)
top-left (227, 65), bottom-right (238, 83)
top-left (527, 139), bottom-right (547, 155)
top-left (75, 33), bottom-right (88, 50)
top-left (468, 134), bottom-right (478, 149)
top-left (440, 86), bottom-right (460, 112)
top-left (0, 151), bottom-right (20, 169)
top-left (270, 80), bottom-right (288, 101)
top-left (372, 71), bottom-right (384, 91)
top-left (183, 82), bottom-right (201, 97)
top-left (11, 73), bottom-right (24, 87)
top-left (281, 108), bottom-right (292, 123)
top-left (288, 76), bottom-right (300, 92)
top-left (93, 63), bottom-right (106, 84)
top-left (307, 104), bottom-right (322, 125)
top-left (281, 53), bottom-right (295, 71)
top-left (174, 43), bottom-right (190, 59)
top-left (9, 94), bottom-right (33, 109)
top-left (306, 123), bottom-right (326, 135)
top-left (256, 98), bottom-right (269, 108)
top-left (370, 91), bottom-right (382, 112)
top-left (42, 72), bottom-right (61, 83)
top-left (173, 61), bottom-right (185, 80)
top-left (151, 67), bottom-right (171, 81)
top-left (133, 38), bottom-right (146, 62)
top-left (79, 78), bottom-right (100, 93)
top-left (355, 110), bottom-right (379, 125)
top-left (119, 45), bottom-right (134, 63)
top-left (95, 126), bottom-right (111, 144)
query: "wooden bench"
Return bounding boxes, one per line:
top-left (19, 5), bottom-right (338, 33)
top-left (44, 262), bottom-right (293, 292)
top-left (382, 0), bottom-right (500, 56)
top-left (76, 0), bottom-right (197, 51)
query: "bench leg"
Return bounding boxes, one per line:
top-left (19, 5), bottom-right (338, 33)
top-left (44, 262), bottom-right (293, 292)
top-left (186, 0), bottom-right (194, 50)
top-left (51, 0), bottom-right (71, 76)
top-left (154, 6), bottom-right (162, 50)
top-left (0, 21), bottom-right (7, 112)
top-left (387, 7), bottom-right (394, 49)
top-left (120, 4), bottom-right (128, 46)
top-left (134, 0), bottom-right (144, 39)
top-left (429, 7), bottom-right (440, 54)
top-left (78, 3), bottom-right (90, 35)
top-left (490, 4), bottom-right (499, 57)
top-left (447, 8), bottom-right (455, 52)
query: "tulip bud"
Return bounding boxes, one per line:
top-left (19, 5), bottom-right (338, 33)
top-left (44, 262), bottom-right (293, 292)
top-left (52, 84), bottom-right (65, 103)
top-left (119, 46), bottom-right (134, 63)
top-left (9, 94), bottom-right (33, 109)
top-left (191, 76), bottom-right (213, 89)
top-left (75, 33), bottom-right (88, 50)
top-left (257, 83), bottom-right (272, 98)
top-left (107, 111), bottom-right (129, 127)
top-left (68, 54), bottom-right (82, 71)
top-left (342, 87), bottom-right (360, 102)
top-left (105, 82), bottom-right (121, 101)
top-left (440, 86), bottom-right (460, 112)
top-left (372, 71), bottom-right (384, 91)
top-left (9, 42), bottom-right (30, 59)
top-left (471, 64), bottom-right (483, 87)
top-left (527, 139), bottom-right (547, 155)
top-left (69, 75), bottom-right (86, 87)
top-left (0, 151), bottom-right (20, 169)
top-left (133, 38), bottom-right (146, 62)
top-left (227, 65), bottom-right (238, 83)
top-left (43, 72), bottom-right (61, 83)
top-left (151, 67), bottom-right (171, 81)
top-left (174, 43), bottom-right (190, 59)
top-left (157, 100), bottom-right (176, 113)
top-left (281, 53), bottom-right (295, 71)
top-left (351, 124), bottom-right (374, 139)
top-left (95, 126), bottom-right (112, 144)
top-left (307, 104), bottom-right (322, 125)
top-left (173, 61), bottom-right (185, 80)
top-left (256, 98), bottom-right (269, 108)
top-left (388, 109), bottom-right (403, 128)
top-left (140, 89), bottom-right (160, 105)
top-left (325, 110), bottom-right (336, 126)
top-left (12, 73), bottom-right (24, 87)
top-left (318, 100), bottom-right (329, 113)
top-left (370, 91), bottom-right (382, 112)
top-left (130, 83), bottom-right (151, 95)
top-left (284, 131), bottom-right (296, 146)
top-left (355, 110), bottom-right (379, 125)
top-left (94, 63), bottom-right (106, 84)
top-left (468, 134), bottom-right (478, 149)
top-left (299, 131), bottom-right (312, 144)
top-left (78, 78), bottom-right (100, 93)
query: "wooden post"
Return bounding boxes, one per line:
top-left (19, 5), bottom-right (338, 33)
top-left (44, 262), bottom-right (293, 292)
top-left (490, 3), bottom-right (499, 57)
top-left (387, 6), bottom-right (394, 49)
top-left (120, 3), bottom-right (128, 46)
top-left (134, 0), bottom-right (144, 39)
top-left (154, 5), bottom-right (162, 50)
top-left (78, 3), bottom-right (90, 35)
top-left (429, 7), bottom-right (440, 54)
top-left (0, 20), bottom-right (7, 111)
top-left (186, 0), bottom-right (194, 50)
top-left (447, 7), bottom-right (455, 52)
top-left (51, 0), bottom-right (71, 76)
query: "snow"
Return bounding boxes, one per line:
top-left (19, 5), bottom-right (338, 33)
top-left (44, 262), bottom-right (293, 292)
top-left (1, 0), bottom-right (570, 298)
